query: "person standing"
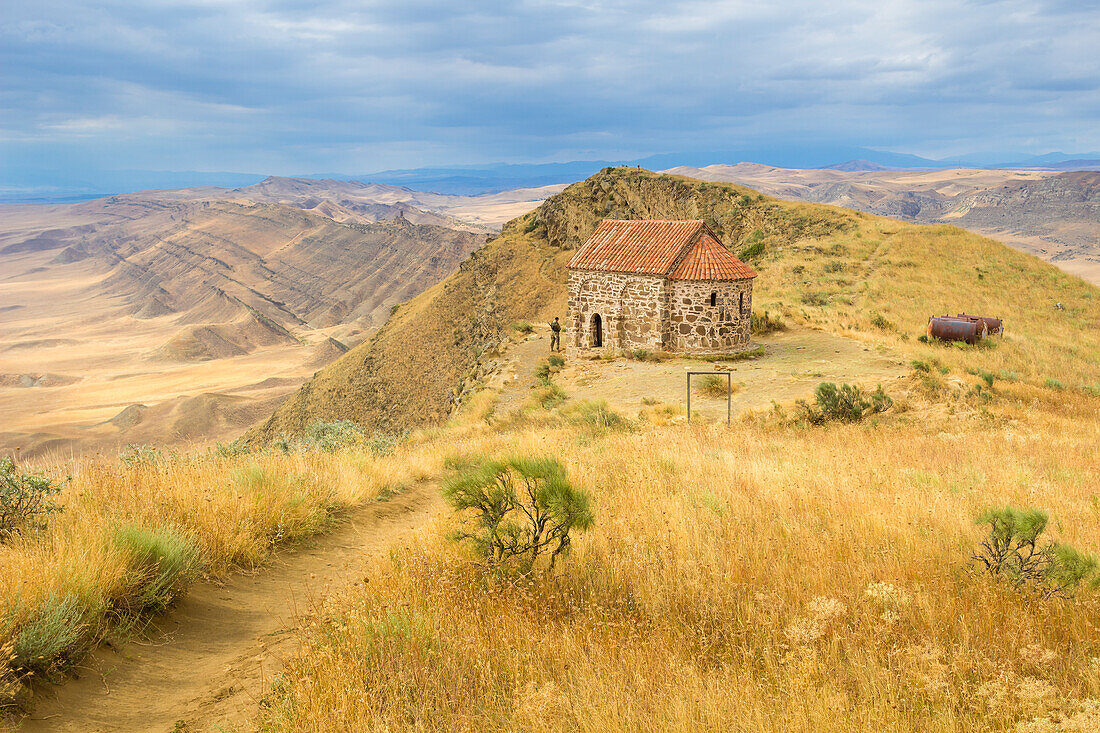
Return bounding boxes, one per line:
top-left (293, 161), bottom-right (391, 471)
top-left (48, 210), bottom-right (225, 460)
top-left (549, 316), bottom-right (562, 352)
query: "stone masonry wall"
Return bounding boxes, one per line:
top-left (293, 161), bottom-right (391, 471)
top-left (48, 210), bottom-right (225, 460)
top-left (566, 271), bottom-right (667, 354)
top-left (567, 270), bottom-right (753, 355)
top-left (668, 279), bottom-right (753, 352)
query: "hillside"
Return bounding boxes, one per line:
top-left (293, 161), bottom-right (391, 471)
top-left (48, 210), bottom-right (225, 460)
top-left (663, 164), bottom-right (1100, 285)
top-left (0, 198), bottom-right (485, 456)
top-left (251, 167), bottom-right (1099, 442)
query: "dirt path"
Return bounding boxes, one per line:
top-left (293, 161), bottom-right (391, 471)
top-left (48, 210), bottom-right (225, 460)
top-left (488, 329), bottom-right (558, 416)
top-left (15, 482), bottom-right (444, 733)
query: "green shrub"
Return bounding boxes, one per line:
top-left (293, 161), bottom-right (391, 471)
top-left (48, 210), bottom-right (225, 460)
top-left (534, 361), bottom-right (552, 385)
top-left (0, 457), bottom-right (64, 541)
top-left (111, 525), bottom-right (201, 613)
top-left (1046, 378), bottom-right (1065, 390)
top-left (797, 383), bottom-right (892, 424)
top-left (512, 321), bottom-right (534, 335)
top-left (977, 370), bottom-right (995, 388)
top-left (443, 455), bottom-right (594, 573)
top-left (801, 292), bottom-right (829, 307)
top-left (751, 310), bottom-right (786, 335)
top-left (547, 355), bottom-right (565, 368)
top-left (973, 507), bottom-right (1098, 598)
top-left (739, 240), bottom-right (765, 260)
top-left (212, 440), bottom-right (250, 457)
top-left (824, 261), bottom-right (845, 273)
top-left (869, 312), bottom-right (895, 331)
top-left (10, 594), bottom-right (94, 676)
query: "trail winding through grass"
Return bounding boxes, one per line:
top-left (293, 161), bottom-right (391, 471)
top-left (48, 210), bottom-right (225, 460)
top-left (16, 481), bottom-right (443, 732)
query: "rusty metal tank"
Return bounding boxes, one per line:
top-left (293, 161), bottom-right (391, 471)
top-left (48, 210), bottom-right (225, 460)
top-left (927, 316), bottom-right (987, 344)
top-left (957, 313), bottom-right (1003, 336)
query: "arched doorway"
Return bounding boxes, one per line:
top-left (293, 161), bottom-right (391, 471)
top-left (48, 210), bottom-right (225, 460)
top-left (591, 313), bottom-right (603, 348)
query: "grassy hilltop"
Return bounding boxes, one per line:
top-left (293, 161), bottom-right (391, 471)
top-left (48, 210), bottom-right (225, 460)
top-left (250, 167), bottom-right (1098, 441)
top-left (3, 168), bottom-right (1100, 730)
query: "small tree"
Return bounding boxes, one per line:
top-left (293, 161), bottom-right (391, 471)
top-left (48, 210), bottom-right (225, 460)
top-left (443, 456), bottom-right (593, 573)
top-left (0, 457), bottom-right (65, 540)
top-left (973, 507), bottom-right (1098, 598)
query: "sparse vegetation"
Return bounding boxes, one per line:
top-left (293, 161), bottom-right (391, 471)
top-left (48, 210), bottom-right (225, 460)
top-left (797, 382), bottom-right (892, 424)
top-left (626, 348), bottom-right (666, 362)
top-left (693, 374), bottom-right (734, 398)
top-left (869, 312), bottom-right (895, 330)
top-left (750, 310), bottom-right (786, 335)
top-left (512, 321), bottom-right (534, 335)
top-left (111, 525), bottom-right (201, 613)
top-left (532, 382), bottom-right (567, 409)
top-left (0, 457), bottom-right (64, 541)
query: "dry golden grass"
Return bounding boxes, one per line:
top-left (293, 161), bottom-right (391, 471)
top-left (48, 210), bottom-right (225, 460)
top-left (257, 379), bottom-right (1100, 732)
top-left (0, 446), bottom-right (437, 703)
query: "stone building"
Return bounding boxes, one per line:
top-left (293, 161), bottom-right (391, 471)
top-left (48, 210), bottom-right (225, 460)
top-left (566, 219), bottom-right (758, 354)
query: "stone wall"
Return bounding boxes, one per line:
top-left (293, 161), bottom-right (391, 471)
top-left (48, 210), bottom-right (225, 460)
top-left (566, 270), bottom-right (667, 354)
top-left (567, 270), bottom-right (754, 355)
top-left (668, 279), bottom-right (753, 352)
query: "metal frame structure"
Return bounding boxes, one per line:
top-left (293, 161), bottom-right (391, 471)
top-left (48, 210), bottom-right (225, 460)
top-left (686, 371), bottom-right (733, 424)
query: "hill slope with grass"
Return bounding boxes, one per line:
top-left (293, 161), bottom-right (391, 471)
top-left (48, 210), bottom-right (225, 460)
top-left (251, 167), bottom-right (1098, 441)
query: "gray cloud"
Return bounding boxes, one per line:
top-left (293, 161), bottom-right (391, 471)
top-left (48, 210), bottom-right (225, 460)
top-left (1, 0), bottom-right (1097, 176)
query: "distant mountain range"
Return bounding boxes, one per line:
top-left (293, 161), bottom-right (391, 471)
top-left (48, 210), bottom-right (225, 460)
top-left (3, 148), bottom-right (1098, 202)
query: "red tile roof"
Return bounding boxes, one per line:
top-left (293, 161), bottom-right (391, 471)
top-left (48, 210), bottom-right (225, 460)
top-left (669, 232), bottom-right (758, 281)
top-left (567, 219), bottom-right (757, 281)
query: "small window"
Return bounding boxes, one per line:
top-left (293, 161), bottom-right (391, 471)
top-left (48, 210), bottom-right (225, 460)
top-left (739, 292), bottom-right (745, 314)
top-left (710, 291), bottom-right (717, 307)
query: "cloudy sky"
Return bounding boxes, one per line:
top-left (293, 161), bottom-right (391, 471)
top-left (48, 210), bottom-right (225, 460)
top-left (2, 0), bottom-right (1098, 179)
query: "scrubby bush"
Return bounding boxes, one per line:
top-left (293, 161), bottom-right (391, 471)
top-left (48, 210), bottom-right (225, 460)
top-left (563, 400), bottom-right (631, 433)
top-left (443, 456), bottom-right (594, 573)
top-left (627, 349), bottom-right (665, 362)
top-left (824, 261), bottom-right (845, 273)
top-left (533, 383), bottom-right (566, 409)
top-left (0, 457), bottom-right (64, 541)
top-left (802, 291), bottom-right (829, 307)
top-left (797, 383), bottom-right (892, 424)
top-left (281, 420), bottom-right (400, 455)
top-left (1046, 378), bottom-right (1065, 390)
top-left (973, 507), bottom-right (1098, 598)
top-left (304, 420), bottom-right (366, 451)
top-left (869, 312), bottom-right (895, 331)
top-left (512, 321), bottom-right (534, 335)
top-left (10, 595), bottom-right (93, 677)
top-left (111, 525), bottom-right (201, 613)
top-left (694, 374), bottom-right (732, 398)
top-left (750, 310), bottom-right (786, 335)
top-left (547, 355), bottom-right (565, 368)
top-left (739, 240), bottom-right (765, 260)
top-left (119, 444), bottom-right (165, 467)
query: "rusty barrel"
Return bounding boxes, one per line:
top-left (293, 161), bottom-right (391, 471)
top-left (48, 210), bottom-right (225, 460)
top-left (927, 316), bottom-right (986, 344)
top-left (957, 313), bottom-right (1003, 336)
